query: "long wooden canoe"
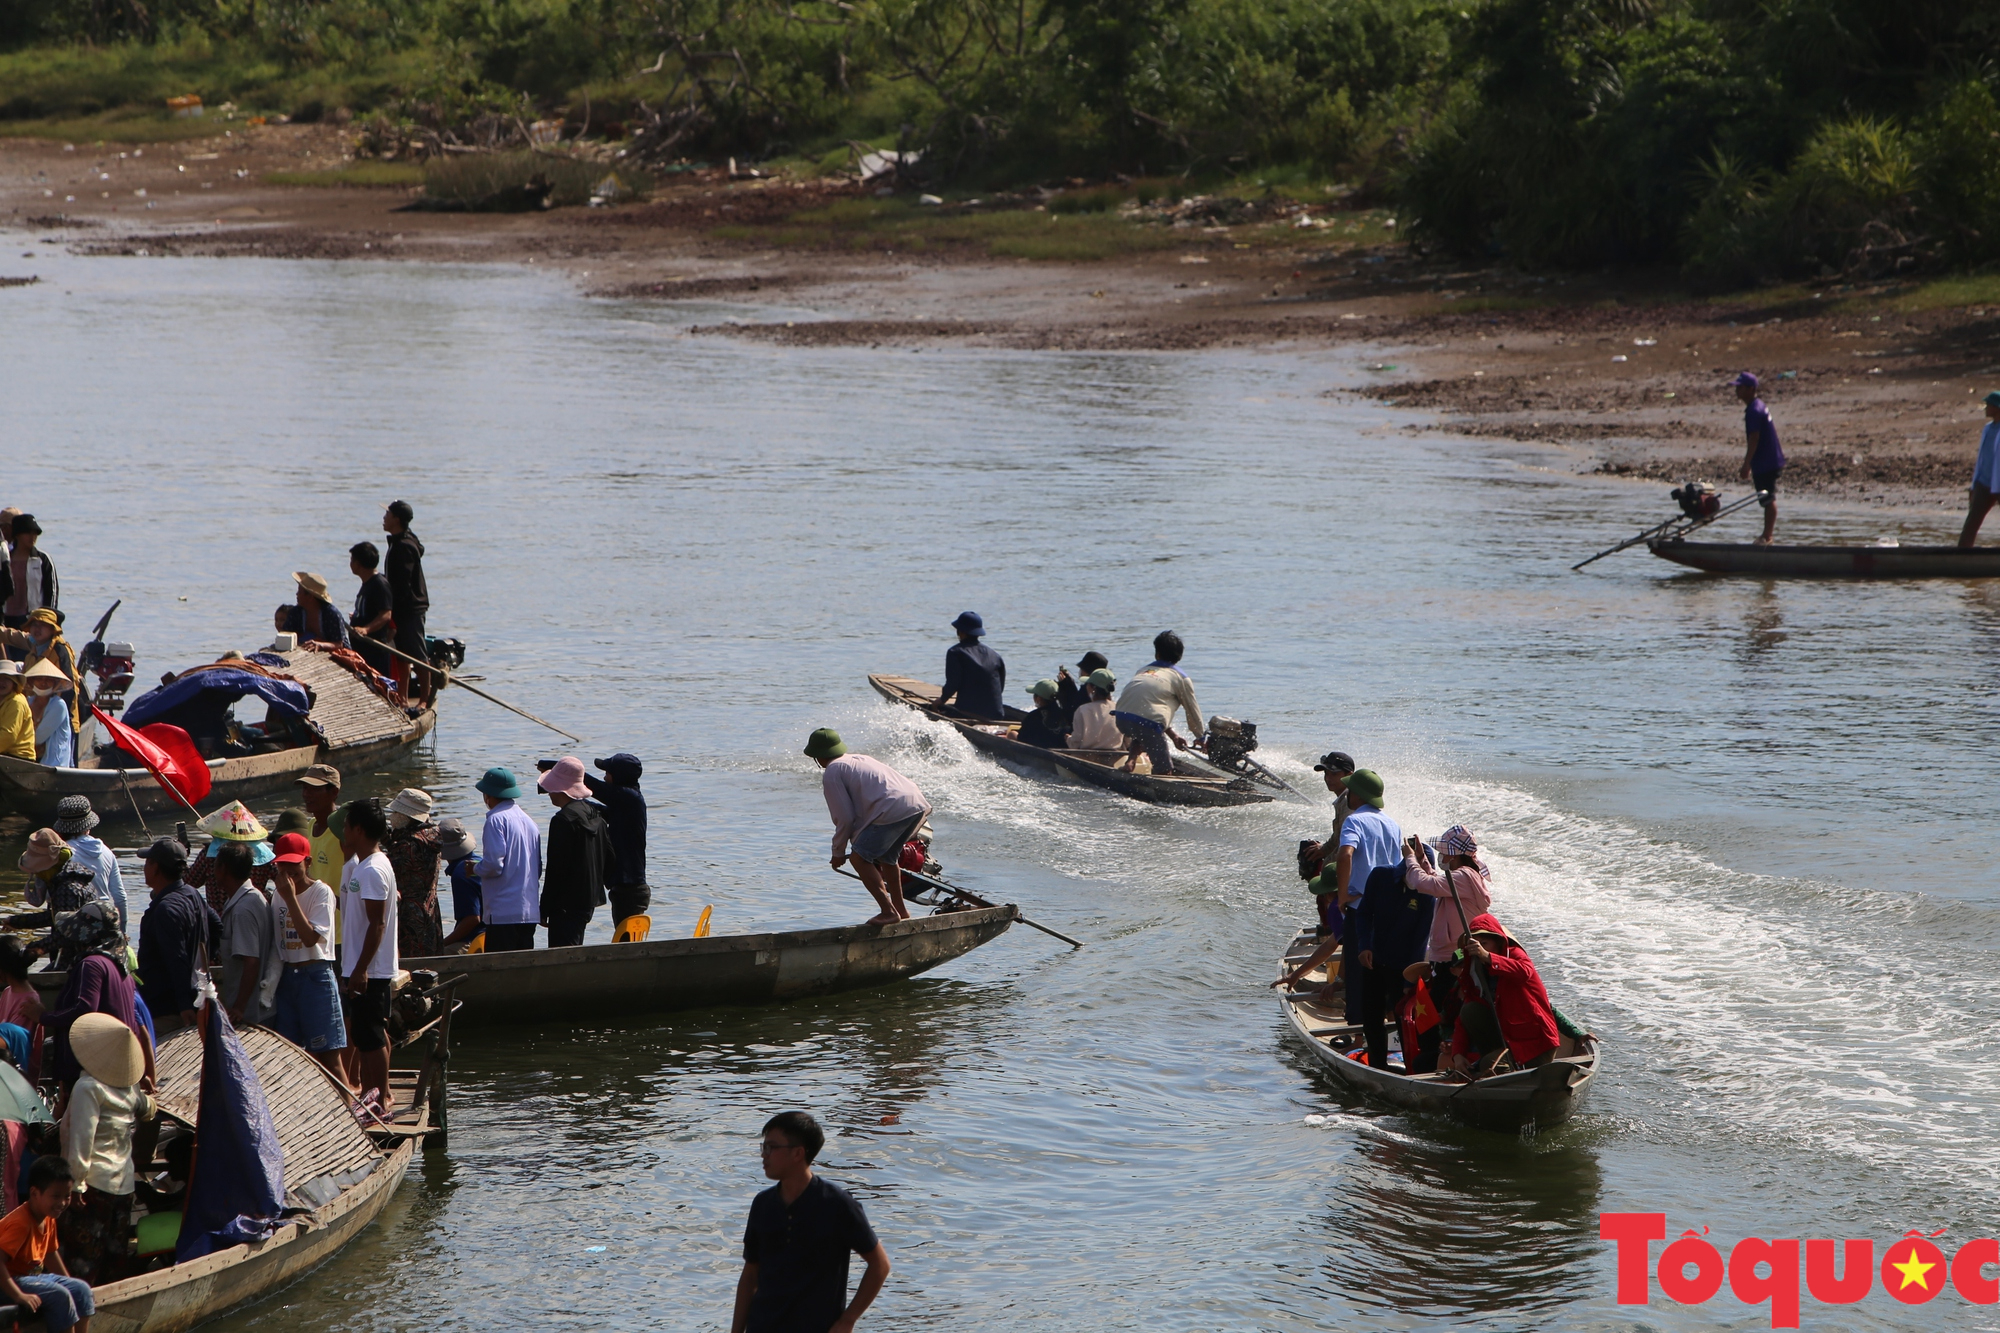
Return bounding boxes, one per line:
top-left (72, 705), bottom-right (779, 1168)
top-left (404, 904), bottom-right (1018, 1026)
top-left (1276, 927), bottom-right (1597, 1132)
top-left (1648, 540), bottom-right (2000, 578)
top-left (0, 642), bottom-right (435, 821)
top-left (19, 1026), bottom-right (415, 1333)
top-left (868, 674), bottom-right (1274, 808)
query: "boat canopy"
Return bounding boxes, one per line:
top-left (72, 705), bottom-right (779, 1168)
top-left (122, 664), bottom-right (311, 731)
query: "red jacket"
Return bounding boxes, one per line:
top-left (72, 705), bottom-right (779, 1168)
top-left (1459, 913), bottom-right (1560, 1064)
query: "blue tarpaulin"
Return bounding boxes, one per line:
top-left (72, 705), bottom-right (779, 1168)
top-left (176, 1006), bottom-right (287, 1263)
top-left (122, 669), bottom-right (310, 731)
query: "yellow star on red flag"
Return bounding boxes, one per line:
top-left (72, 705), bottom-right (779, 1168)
top-left (1890, 1247), bottom-right (1936, 1291)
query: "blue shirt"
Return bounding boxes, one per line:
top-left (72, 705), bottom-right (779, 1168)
top-left (1745, 398), bottom-right (1785, 473)
top-left (445, 854), bottom-right (483, 923)
top-left (1338, 805), bottom-right (1405, 903)
top-left (1974, 422), bottom-right (2000, 493)
top-left (942, 641), bottom-right (1006, 719)
top-left (477, 800), bottom-right (542, 926)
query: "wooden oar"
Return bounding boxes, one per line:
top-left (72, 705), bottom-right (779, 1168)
top-left (360, 638), bottom-right (582, 743)
top-left (836, 866), bottom-right (1083, 948)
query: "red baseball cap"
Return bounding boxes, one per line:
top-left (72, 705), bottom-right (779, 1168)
top-left (271, 832), bottom-right (311, 864)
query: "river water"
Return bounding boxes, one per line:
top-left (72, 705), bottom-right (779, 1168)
top-left (3, 246), bottom-right (1998, 1330)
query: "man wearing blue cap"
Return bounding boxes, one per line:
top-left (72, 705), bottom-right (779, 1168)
top-left (935, 612), bottom-right (1005, 720)
top-left (1734, 372), bottom-right (1785, 545)
top-left (475, 767), bottom-right (542, 952)
top-left (587, 753), bottom-right (650, 927)
top-left (1958, 391), bottom-right (2000, 547)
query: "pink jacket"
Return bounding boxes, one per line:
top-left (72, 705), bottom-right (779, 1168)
top-left (1403, 857), bottom-right (1492, 962)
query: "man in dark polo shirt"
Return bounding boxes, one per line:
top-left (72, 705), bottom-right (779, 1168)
top-left (935, 611), bottom-right (1005, 720)
top-left (733, 1111), bottom-right (890, 1333)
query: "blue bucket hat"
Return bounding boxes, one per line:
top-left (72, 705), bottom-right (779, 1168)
top-left (951, 611), bottom-right (985, 636)
top-left (476, 766), bottom-right (523, 800)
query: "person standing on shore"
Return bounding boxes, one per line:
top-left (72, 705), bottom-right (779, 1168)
top-left (1957, 391), bottom-right (2000, 547)
top-left (382, 501), bottom-right (433, 707)
top-left (1734, 372), bottom-right (1786, 545)
top-left (807, 729), bottom-right (929, 924)
top-left (936, 613), bottom-right (1004, 720)
top-left (733, 1111), bottom-right (891, 1333)
top-left (476, 767), bottom-right (542, 952)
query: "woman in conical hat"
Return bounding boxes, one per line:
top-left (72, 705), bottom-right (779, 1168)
top-left (22, 656), bottom-right (74, 767)
top-left (186, 800), bottom-right (277, 912)
top-left (61, 1012), bottom-right (153, 1283)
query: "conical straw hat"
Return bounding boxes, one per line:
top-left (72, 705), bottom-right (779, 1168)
top-left (71, 1013), bottom-right (144, 1087)
top-left (198, 800), bottom-right (269, 842)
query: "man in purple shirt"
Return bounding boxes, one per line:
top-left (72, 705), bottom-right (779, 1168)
top-left (1734, 372), bottom-right (1786, 545)
top-left (806, 728), bottom-right (931, 924)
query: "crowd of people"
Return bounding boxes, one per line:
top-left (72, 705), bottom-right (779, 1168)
top-left (273, 501), bottom-right (435, 706)
top-left (1271, 753), bottom-right (1587, 1080)
top-left (936, 615), bottom-right (1209, 776)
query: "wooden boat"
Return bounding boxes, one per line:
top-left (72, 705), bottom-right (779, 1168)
top-left (1648, 539), bottom-right (2000, 578)
top-left (0, 642), bottom-right (435, 821)
top-left (24, 1026), bottom-right (416, 1333)
top-left (868, 674), bottom-right (1276, 807)
top-left (1276, 927), bottom-right (1597, 1132)
top-left (405, 904), bottom-right (1019, 1026)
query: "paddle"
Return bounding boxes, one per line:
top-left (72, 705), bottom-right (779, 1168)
top-left (834, 866), bottom-right (1083, 948)
top-left (352, 637), bottom-right (582, 743)
top-left (1572, 489), bottom-right (1767, 570)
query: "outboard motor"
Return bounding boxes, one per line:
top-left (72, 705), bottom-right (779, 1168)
top-left (1670, 480), bottom-right (1721, 521)
top-left (78, 639), bottom-right (137, 713)
top-left (1204, 716), bottom-right (1260, 771)
top-left (424, 636), bottom-right (468, 670)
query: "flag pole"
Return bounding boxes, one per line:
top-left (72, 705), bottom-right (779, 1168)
top-left (92, 705), bottom-right (205, 824)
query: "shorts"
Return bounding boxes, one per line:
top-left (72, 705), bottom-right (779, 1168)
top-left (340, 975), bottom-right (394, 1052)
top-left (274, 961), bottom-right (347, 1053)
top-left (852, 811), bottom-right (927, 866)
top-left (1752, 469), bottom-right (1781, 506)
top-left (18, 1274), bottom-right (95, 1333)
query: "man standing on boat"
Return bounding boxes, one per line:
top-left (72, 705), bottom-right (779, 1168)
top-left (476, 767), bottom-right (543, 952)
top-left (586, 753), bottom-right (650, 928)
top-left (807, 729), bottom-right (929, 924)
top-left (135, 837), bottom-right (221, 1031)
top-left (1112, 632), bottom-right (1203, 776)
top-left (1957, 391), bottom-right (2000, 547)
top-left (935, 613), bottom-right (1005, 720)
top-left (734, 1111), bottom-right (891, 1333)
top-left (1298, 751), bottom-right (1356, 939)
top-left (382, 500), bottom-right (433, 708)
top-left (1734, 372), bottom-right (1786, 545)
top-left (1272, 769), bottom-right (1402, 1024)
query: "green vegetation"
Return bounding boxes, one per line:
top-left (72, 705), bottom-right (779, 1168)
top-left (266, 161), bottom-right (424, 186)
top-left (1, 0), bottom-right (1995, 286)
top-left (419, 151), bottom-right (649, 208)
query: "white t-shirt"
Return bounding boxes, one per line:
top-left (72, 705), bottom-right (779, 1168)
top-left (275, 878), bottom-right (337, 965)
top-left (341, 851), bottom-right (400, 981)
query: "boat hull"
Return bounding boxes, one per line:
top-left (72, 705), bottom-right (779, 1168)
top-left (58, 1138), bottom-right (414, 1333)
top-left (1648, 540), bottom-right (2000, 578)
top-left (868, 674), bottom-right (1272, 807)
top-left (404, 906), bottom-right (1018, 1026)
top-left (1278, 929), bottom-right (1595, 1133)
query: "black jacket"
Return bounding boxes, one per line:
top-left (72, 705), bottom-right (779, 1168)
top-left (1352, 864), bottom-right (1435, 974)
top-left (583, 773), bottom-right (647, 887)
top-left (0, 548), bottom-right (57, 614)
top-left (385, 531), bottom-right (429, 620)
top-left (542, 799), bottom-right (609, 918)
top-left (1016, 703), bottom-right (1069, 749)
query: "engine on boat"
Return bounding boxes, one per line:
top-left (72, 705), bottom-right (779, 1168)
top-left (1670, 479), bottom-right (1721, 521)
top-left (1204, 716), bottom-right (1259, 771)
top-left (79, 638), bottom-right (137, 713)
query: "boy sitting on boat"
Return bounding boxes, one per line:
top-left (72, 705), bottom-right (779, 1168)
top-left (0, 1157), bottom-right (95, 1333)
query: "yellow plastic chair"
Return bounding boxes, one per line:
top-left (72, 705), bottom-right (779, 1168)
top-left (692, 905), bottom-right (712, 939)
top-left (614, 915), bottom-right (652, 944)
top-left (466, 931), bottom-right (486, 954)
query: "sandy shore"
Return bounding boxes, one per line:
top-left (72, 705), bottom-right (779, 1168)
top-left (6, 124), bottom-right (1997, 515)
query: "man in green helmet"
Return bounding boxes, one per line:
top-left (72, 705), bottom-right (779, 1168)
top-left (805, 729), bottom-right (931, 924)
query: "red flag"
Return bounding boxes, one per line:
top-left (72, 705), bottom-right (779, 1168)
top-left (91, 706), bottom-right (212, 807)
top-left (1410, 978), bottom-right (1441, 1034)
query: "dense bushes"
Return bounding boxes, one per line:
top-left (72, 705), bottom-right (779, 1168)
top-left (3, 0), bottom-right (1997, 284)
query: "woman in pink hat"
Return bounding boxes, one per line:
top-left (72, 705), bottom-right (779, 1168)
top-left (538, 757), bottom-right (609, 948)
